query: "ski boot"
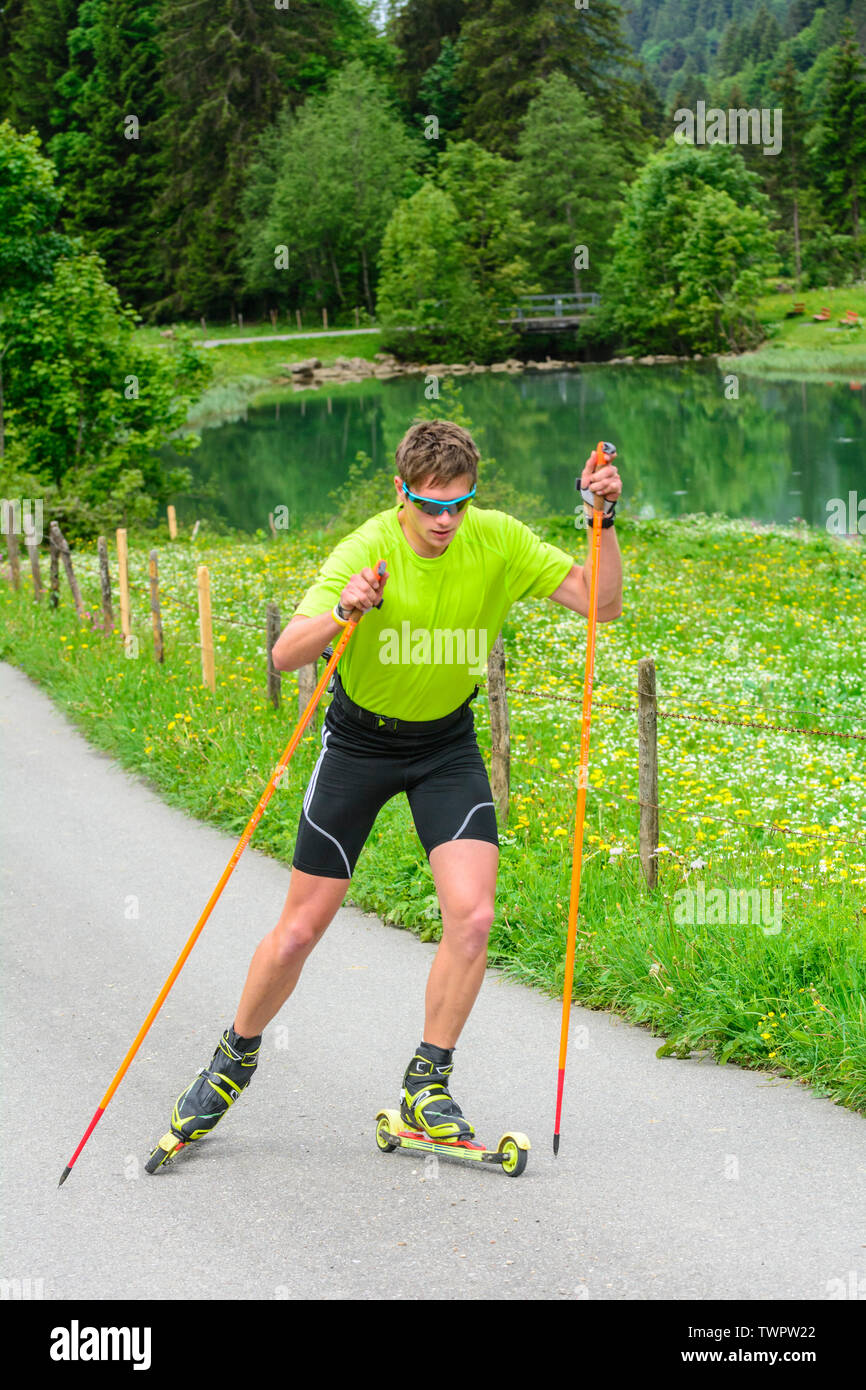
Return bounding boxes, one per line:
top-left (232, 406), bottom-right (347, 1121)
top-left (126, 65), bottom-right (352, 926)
top-left (400, 1041), bottom-right (475, 1142)
top-left (378, 1040), bottom-right (530, 1175)
top-left (145, 1024), bottom-right (262, 1173)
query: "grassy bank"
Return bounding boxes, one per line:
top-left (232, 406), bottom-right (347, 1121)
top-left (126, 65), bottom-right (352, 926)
top-left (721, 285), bottom-right (866, 379)
top-left (140, 287), bottom-right (866, 412)
top-left (3, 511), bottom-right (864, 1111)
top-left (136, 323), bottom-right (388, 421)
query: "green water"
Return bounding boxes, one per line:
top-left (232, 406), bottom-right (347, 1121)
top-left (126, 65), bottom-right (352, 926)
top-left (164, 363), bottom-right (866, 533)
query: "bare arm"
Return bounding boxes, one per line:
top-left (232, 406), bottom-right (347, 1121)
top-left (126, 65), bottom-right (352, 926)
top-left (272, 611), bottom-right (341, 672)
top-left (548, 531), bottom-right (623, 622)
top-left (547, 444), bottom-right (624, 621)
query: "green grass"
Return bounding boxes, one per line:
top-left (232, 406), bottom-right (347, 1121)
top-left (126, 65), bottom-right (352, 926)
top-left (136, 322), bottom-right (387, 419)
top-left (3, 512), bottom-right (864, 1112)
top-left (723, 284), bottom-right (866, 377)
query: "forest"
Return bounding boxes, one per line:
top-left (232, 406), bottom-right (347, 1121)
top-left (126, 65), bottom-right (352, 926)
top-left (1, 0), bottom-right (863, 328)
top-left (1, 0), bottom-right (865, 529)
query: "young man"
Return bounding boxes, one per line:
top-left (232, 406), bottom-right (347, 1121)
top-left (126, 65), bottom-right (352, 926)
top-left (149, 419), bottom-right (622, 1161)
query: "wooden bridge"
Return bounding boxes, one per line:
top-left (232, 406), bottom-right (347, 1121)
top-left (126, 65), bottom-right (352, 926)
top-left (504, 292), bottom-right (601, 331)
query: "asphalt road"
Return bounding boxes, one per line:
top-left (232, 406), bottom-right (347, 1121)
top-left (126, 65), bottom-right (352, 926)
top-left (2, 659), bottom-right (865, 1302)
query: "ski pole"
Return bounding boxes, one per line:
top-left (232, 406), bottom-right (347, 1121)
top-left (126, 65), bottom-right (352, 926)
top-left (59, 560), bottom-right (387, 1186)
top-left (553, 446), bottom-right (610, 1156)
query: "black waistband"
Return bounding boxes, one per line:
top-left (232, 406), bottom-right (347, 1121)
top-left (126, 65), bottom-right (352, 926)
top-left (330, 671), bottom-right (479, 735)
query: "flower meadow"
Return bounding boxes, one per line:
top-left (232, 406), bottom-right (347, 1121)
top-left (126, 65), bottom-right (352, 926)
top-left (2, 510), bottom-right (864, 1110)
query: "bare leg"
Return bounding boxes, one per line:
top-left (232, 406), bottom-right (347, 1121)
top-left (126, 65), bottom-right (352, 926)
top-left (233, 868), bottom-right (350, 1038)
top-left (422, 840), bottom-right (498, 1049)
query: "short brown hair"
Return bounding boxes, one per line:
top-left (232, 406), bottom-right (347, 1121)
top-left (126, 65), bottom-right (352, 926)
top-left (395, 419), bottom-right (480, 492)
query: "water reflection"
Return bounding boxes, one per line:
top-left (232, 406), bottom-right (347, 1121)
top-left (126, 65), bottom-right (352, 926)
top-left (161, 364), bottom-right (866, 533)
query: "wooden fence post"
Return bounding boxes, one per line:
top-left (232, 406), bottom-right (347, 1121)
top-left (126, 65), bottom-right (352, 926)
top-left (322, 307), bottom-right (328, 330)
top-left (266, 602), bottom-right (282, 710)
top-left (197, 564), bottom-right (215, 690)
top-left (2, 505), bottom-right (20, 590)
top-left (49, 529), bottom-right (60, 608)
top-left (149, 550), bottom-right (164, 663)
top-left (638, 656), bottom-right (659, 888)
top-left (297, 660), bottom-right (319, 730)
top-left (116, 527), bottom-right (131, 648)
top-left (488, 631), bottom-right (510, 822)
top-left (50, 521), bottom-right (86, 620)
top-left (97, 536), bottom-right (114, 632)
top-left (296, 309), bottom-right (302, 331)
top-left (24, 520), bottom-right (42, 602)
top-left (167, 505), bottom-right (177, 540)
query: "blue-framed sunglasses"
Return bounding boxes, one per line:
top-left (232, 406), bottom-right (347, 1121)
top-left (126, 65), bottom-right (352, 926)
top-left (401, 481), bottom-right (476, 517)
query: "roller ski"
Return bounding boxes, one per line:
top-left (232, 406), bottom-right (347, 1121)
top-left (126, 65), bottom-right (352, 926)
top-left (376, 1042), bottom-right (530, 1177)
top-left (145, 1025), bottom-right (261, 1173)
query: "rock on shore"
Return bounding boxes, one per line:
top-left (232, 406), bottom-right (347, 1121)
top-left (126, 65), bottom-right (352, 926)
top-left (278, 353), bottom-right (584, 389)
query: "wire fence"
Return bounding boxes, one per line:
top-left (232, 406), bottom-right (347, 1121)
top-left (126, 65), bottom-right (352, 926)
top-left (506, 684), bottom-right (866, 743)
top-left (4, 523), bottom-right (865, 865)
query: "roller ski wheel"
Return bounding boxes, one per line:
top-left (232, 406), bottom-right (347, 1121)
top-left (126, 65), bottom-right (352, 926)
top-left (375, 1108), bottom-right (530, 1177)
top-left (145, 1131), bottom-right (187, 1174)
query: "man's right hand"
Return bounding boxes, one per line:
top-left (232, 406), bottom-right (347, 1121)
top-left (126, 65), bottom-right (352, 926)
top-left (340, 565), bottom-right (388, 616)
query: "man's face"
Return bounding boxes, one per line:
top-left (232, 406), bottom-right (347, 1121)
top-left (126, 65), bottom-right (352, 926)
top-left (394, 473), bottom-right (474, 553)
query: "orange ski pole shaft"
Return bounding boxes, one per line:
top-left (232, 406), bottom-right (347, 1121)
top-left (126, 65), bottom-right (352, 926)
top-left (58, 561), bottom-right (387, 1186)
top-left (553, 448), bottom-right (607, 1155)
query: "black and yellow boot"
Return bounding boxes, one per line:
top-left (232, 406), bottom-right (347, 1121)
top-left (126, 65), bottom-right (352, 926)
top-left (400, 1041), bottom-right (475, 1142)
top-left (145, 1024), bottom-right (261, 1171)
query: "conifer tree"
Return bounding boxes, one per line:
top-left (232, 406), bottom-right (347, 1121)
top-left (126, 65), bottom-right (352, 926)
top-left (48, 0), bottom-right (165, 309)
top-left (813, 19), bottom-right (866, 273)
top-left (5, 0), bottom-right (78, 144)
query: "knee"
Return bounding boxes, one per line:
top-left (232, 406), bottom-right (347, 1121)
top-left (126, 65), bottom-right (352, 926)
top-left (272, 916), bottom-right (326, 966)
top-left (448, 903), bottom-right (495, 960)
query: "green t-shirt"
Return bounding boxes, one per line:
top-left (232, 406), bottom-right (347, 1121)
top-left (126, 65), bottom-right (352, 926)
top-left (293, 504), bottom-right (574, 720)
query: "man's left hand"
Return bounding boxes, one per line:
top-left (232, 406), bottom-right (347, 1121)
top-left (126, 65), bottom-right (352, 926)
top-left (579, 445), bottom-right (622, 513)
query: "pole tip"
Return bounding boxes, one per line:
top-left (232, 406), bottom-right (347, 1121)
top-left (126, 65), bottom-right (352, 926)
top-left (553, 1134), bottom-right (560, 1157)
top-left (58, 1166), bottom-right (71, 1187)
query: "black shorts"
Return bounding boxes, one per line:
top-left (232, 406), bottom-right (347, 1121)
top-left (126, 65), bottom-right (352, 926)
top-left (291, 678), bottom-right (499, 880)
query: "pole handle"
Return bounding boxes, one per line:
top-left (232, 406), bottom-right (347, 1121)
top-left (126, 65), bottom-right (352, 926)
top-left (345, 560), bottom-right (387, 624)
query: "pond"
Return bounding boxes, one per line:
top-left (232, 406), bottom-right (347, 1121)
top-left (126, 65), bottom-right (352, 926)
top-left (162, 363), bottom-right (866, 534)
